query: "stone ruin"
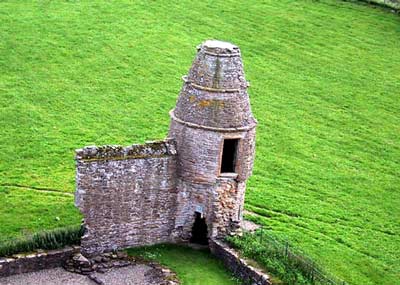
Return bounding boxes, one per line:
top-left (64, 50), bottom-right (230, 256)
top-left (75, 40), bottom-right (257, 255)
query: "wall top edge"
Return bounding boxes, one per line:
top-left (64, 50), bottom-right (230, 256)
top-left (75, 139), bottom-right (177, 162)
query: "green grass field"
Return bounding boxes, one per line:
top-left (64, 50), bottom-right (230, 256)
top-left (127, 244), bottom-right (240, 285)
top-left (0, 1), bottom-right (399, 284)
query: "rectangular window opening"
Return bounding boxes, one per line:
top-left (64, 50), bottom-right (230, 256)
top-left (220, 139), bottom-right (239, 173)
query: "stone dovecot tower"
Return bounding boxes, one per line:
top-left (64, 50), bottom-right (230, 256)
top-left (169, 40), bottom-right (257, 242)
top-left (75, 40), bottom-right (256, 255)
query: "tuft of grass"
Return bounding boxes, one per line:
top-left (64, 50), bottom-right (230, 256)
top-left (227, 230), bottom-right (346, 285)
top-left (0, 225), bottom-right (83, 257)
top-left (127, 244), bottom-right (241, 285)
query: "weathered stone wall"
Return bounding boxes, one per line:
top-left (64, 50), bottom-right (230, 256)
top-left (214, 179), bottom-right (247, 237)
top-left (236, 128), bottom-right (256, 181)
top-left (0, 247), bottom-right (79, 277)
top-left (173, 86), bottom-right (255, 130)
top-left (168, 120), bottom-right (254, 240)
top-left (172, 179), bottom-right (216, 241)
top-left (209, 239), bottom-right (271, 285)
top-left (173, 40), bottom-right (257, 130)
top-left (167, 40), bottom-right (257, 241)
top-left (168, 120), bottom-right (220, 183)
top-left (171, 177), bottom-right (247, 241)
top-left (167, 120), bottom-right (255, 184)
top-left (75, 140), bottom-right (178, 255)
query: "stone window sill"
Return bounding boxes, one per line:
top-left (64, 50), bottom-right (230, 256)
top-left (218, 173), bottom-right (238, 179)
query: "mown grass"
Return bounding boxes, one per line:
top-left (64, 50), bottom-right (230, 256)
top-left (127, 244), bottom-right (240, 285)
top-left (0, 1), bottom-right (399, 284)
top-left (0, 187), bottom-right (81, 243)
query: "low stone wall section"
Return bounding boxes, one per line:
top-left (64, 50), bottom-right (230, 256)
top-left (209, 238), bottom-right (271, 285)
top-left (75, 139), bottom-right (179, 255)
top-left (0, 246), bottom-right (79, 277)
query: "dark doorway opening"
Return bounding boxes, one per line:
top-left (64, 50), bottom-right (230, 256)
top-left (190, 212), bottom-right (208, 245)
top-left (220, 139), bottom-right (239, 173)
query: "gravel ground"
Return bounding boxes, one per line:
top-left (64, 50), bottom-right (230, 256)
top-left (0, 264), bottom-right (156, 285)
top-left (0, 267), bottom-right (95, 285)
top-left (92, 264), bottom-right (154, 285)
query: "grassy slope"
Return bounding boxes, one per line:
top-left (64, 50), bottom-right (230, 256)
top-left (0, 0), bottom-right (399, 284)
top-left (127, 244), bottom-right (240, 285)
top-left (0, 187), bottom-right (79, 244)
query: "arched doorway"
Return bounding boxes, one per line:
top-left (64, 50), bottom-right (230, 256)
top-left (190, 212), bottom-right (208, 245)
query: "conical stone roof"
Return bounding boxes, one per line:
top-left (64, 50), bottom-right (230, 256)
top-left (171, 40), bottom-right (257, 131)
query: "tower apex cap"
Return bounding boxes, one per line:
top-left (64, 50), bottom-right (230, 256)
top-left (199, 40), bottom-right (240, 55)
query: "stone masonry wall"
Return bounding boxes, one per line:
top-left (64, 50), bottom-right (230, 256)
top-left (213, 179), bottom-right (246, 237)
top-left (173, 40), bottom-right (257, 130)
top-left (75, 140), bottom-right (178, 255)
top-left (172, 178), bottom-right (216, 241)
top-left (172, 178), bottom-right (245, 241)
top-left (0, 247), bottom-right (79, 277)
top-left (168, 119), bottom-right (254, 240)
top-left (167, 41), bottom-right (256, 242)
top-left (168, 120), bottom-right (255, 184)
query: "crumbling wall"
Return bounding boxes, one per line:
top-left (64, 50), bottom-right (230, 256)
top-left (75, 140), bottom-right (178, 255)
top-left (214, 179), bottom-right (246, 237)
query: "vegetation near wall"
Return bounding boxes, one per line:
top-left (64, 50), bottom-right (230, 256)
top-left (227, 230), bottom-right (346, 285)
top-left (0, 226), bottom-right (83, 257)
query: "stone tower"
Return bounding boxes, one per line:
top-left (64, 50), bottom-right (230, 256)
top-left (75, 40), bottom-right (256, 255)
top-left (169, 40), bottom-right (257, 242)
